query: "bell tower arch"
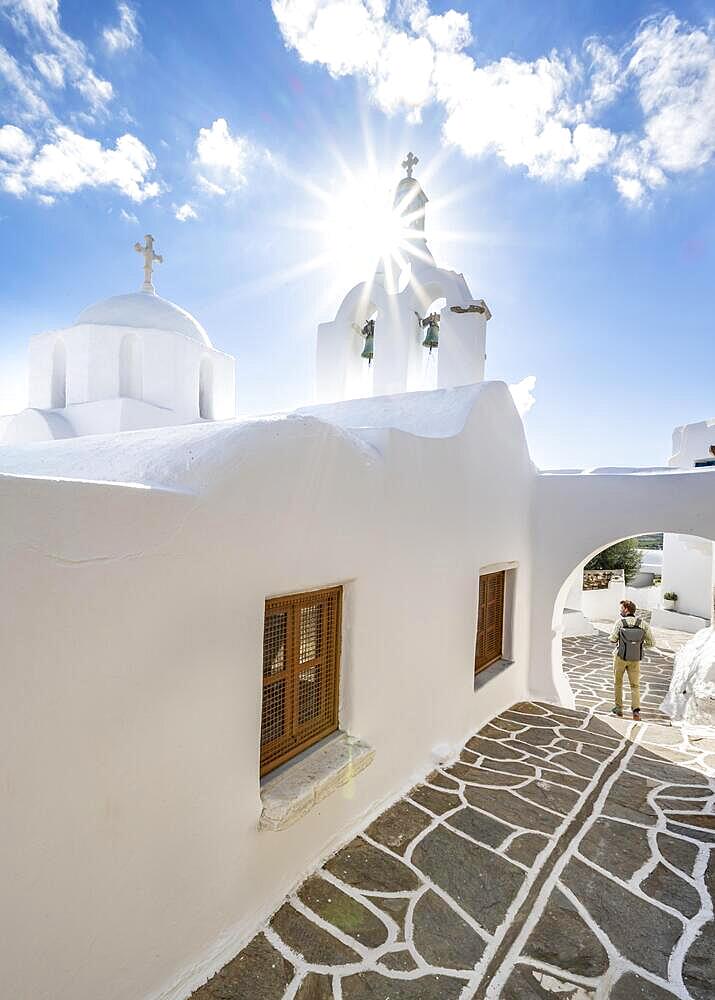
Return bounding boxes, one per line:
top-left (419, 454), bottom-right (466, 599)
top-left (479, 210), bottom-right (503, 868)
top-left (315, 154), bottom-right (490, 403)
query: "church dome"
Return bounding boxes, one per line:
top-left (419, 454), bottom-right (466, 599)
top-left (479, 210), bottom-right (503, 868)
top-left (74, 292), bottom-right (211, 346)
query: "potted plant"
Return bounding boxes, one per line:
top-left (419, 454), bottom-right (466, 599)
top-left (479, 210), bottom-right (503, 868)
top-left (663, 591), bottom-right (678, 611)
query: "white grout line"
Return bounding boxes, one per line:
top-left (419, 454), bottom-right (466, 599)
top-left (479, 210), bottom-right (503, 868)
top-left (574, 852), bottom-right (687, 926)
top-left (221, 680), bottom-right (712, 999)
top-left (475, 721), bottom-right (644, 1000)
top-left (360, 830), bottom-right (494, 944)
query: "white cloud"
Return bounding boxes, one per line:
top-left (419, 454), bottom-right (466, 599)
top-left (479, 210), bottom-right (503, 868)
top-left (272, 0), bottom-right (383, 77)
top-left (0, 43), bottom-right (52, 119)
top-left (0, 126), bottom-right (160, 202)
top-left (613, 174), bottom-right (645, 204)
top-left (103, 3), bottom-right (140, 54)
top-left (0, 123), bottom-right (34, 159)
top-left (581, 38), bottom-right (624, 115)
top-left (196, 173), bottom-right (227, 196)
top-left (0, 5), bottom-right (157, 207)
top-left (509, 375), bottom-right (536, 417)
top-left (1, 171), bottom-right (26, 195)
top-left (569, 123), bottom-right (617, 180)
top-left (272, 3), bottom-right (715, 202)
top-left (435, 52), bottom-right (583, 180)
top-left (0, 0), bottom-right (113, 116)
top-left (373, 30), bottom-right (434, 119)
top-left (629, 15), bottom-right (715, 175)
top-left (400, 1), bottom-right (472, 52)
top-left (119, 206), bottom-right (138, 223)
top-left (174, 201), bottom-right (197, 222)
top-left (194, 118), bottom-right (256, 195)
top-left (32, 51), bottom-right (64, 87)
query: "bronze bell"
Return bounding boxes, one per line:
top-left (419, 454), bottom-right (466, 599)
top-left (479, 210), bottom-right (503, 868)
top-left (422, 313), bottom-right (439, 352)
top-left (361, 319), bottom-right (375, 364)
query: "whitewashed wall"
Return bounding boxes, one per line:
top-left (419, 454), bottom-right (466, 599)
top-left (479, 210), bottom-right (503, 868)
top-left (581, 579), bottom-right (625, 621)
top-left (661, 533), bottom-right (713, 621)
top-left (4, 387), bottom-right (715, 1000)
top-left (316, 265), bottom-right (487, 403)
top-left (0, 382), bottom-right (533, 1000)
top-left (28, 324), bottom-right (235, 424)
top-left (624, 583), bottom-right (662, 612)
top-left (531, 467), bottom-right (715, 706)
top-left (665, 417), bottom-right (715, 623)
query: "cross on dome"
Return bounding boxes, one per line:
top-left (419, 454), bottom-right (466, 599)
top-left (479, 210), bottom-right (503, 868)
top-left (134, 234), bottom-right (163, 294)
top-left (402, 151), bottom-right (419, 178)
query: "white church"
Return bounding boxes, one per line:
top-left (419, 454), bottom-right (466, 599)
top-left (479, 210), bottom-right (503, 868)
top-left (0, 235), bottom-right (235, 445)
top-left (0, 156), bottom-right (714, 1000)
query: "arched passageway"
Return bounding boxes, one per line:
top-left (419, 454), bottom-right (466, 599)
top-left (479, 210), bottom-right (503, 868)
top-left (51, 338), bottom-right (66, 409)
top-left (529, 468), bottom-right (715, 706)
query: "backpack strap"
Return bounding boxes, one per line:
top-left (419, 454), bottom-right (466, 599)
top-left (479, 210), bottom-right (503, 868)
top-left (621, 617), bottom-right (641, 629)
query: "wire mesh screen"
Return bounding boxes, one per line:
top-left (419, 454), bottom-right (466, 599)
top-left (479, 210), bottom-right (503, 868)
top-left (260, 586), bottom-right (342, 776)
top-left (475, 571), bottom-right (505, 674)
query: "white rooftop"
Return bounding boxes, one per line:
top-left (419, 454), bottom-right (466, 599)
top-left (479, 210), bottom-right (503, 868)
top-left (0, 384), bottom-right (501, 491)
top-left (74, 291), bottom-right (211, 346)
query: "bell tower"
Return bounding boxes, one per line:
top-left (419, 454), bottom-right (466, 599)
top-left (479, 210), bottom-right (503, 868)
top-left (315, 154), bottom-right (491, 404)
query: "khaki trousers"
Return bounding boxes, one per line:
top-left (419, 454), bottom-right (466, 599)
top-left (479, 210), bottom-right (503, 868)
top-left (613, 656), bottom-right (641, 711)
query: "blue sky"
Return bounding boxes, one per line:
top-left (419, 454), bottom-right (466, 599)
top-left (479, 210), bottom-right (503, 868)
top-left (1, 1), bottom-right (715, 469)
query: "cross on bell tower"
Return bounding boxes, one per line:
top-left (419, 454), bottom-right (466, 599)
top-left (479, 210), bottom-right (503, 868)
top-left (402, 151), bottom-right (419, 178)
top-left (394, 152), bottom-right (428, 244)
top-left (134, 234), bottom-right (163, 293)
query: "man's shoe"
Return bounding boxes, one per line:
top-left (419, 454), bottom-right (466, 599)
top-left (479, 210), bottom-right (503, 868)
top-left (611, 707), bottom-right (623, 717)
top-left (632, 709), bottom-right (641, 721)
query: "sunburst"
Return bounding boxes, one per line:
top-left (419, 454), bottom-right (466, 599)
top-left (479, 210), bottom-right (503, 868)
top-left (241, 132), bottom-right (489, 335)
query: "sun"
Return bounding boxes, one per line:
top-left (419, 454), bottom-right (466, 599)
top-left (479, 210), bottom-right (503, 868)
top-left (244, 142), bottom-right (473, 322)
top-left (317, 168), bottom-right (408, 281)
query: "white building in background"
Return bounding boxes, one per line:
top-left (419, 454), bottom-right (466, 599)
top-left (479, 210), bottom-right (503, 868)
top-left (0, 235), bottom-right (235, 445)
top-left (1, 156), bottom-right (715, 1000)
top-left (657, 418), bottom-right (715, 628)
top-left (316, 152), bottom-right (490, 402)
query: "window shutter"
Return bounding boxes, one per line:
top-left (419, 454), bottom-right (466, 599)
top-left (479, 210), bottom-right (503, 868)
top-left (475, 571), bottom-right (505, 674)
top-left (260, 587), bottom-right (342, 775)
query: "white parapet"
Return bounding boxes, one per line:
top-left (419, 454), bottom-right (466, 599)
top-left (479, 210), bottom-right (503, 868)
top-left (651, 608), bottom-right (710, 633)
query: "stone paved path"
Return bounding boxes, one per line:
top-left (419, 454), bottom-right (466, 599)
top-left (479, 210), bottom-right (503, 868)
top-left (562, 634), bottom-right (675, 723)
top-left (190, 648), bottom-right (715, 999)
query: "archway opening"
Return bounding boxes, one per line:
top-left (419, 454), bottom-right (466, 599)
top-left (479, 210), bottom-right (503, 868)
top-left (119, 333), bottom-right (143, 400)
top-left (347, 302), bottom-right (378, 400)
top-left (418, 295), bottom-right (445, 391)
top-left (409, 277), bottom-right (447, 393)
top-left (199, 357), bottom-right (214, 419)
top-left (554, 530), bottom-right (714, 720)
top-left (51, 338), bottom-right (66, 409)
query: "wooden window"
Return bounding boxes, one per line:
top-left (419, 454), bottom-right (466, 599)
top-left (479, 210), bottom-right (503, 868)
top-left (260, 586), bottom-right (342, 776)
top-left (475, 571), bottom-right (505, 674)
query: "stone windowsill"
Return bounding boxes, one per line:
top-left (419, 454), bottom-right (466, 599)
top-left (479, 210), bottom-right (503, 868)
top-left (259, 732), bottom-right (374, 832)
top-left (474, 658), bottom-right (514, 691)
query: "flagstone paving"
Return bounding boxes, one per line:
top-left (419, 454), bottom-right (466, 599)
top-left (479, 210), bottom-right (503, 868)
top-left (562, 633), bottom-right (675, 723)
top-left (190, 643), bottom-right (715, 1000)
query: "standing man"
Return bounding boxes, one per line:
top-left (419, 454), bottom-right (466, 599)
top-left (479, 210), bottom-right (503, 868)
top-left (610, 600), bottom-right (653, 721)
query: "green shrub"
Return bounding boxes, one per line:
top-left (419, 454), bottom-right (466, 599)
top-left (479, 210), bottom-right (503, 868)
top-left (663, 591), bottom-right (678, 601)
top-left (585, 538), bottom-right (643, 584)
